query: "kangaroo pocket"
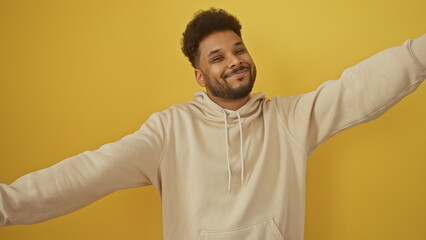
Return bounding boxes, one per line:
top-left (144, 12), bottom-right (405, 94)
top-left (198, 218), bottom-right (285, 240)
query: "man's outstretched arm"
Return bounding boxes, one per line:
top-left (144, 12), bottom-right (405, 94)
top-left (0, 113), bottom-right (165, 227)
top-left (275, 34), bottom-right (426, 155)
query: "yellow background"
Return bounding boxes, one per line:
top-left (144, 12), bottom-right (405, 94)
top-left (0, 0), bottom-right (425, 239)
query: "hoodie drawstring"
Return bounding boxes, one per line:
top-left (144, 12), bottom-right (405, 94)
top-left (222, 110), bottom-right (245, 192)
top-left (223, 111), bottom-right (232, 192)
top-left (236, 112), bottom-right (244, 184)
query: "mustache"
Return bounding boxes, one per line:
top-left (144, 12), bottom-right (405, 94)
top-left (223, 65), bottom-right (250, 79)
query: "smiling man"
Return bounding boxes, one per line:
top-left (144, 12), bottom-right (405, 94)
top-left (1, 7), bottom-right (425, 240)
top-left (193, 30), bottom-right (257, 109)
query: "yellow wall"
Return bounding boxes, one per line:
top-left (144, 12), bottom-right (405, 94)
top-left (0, 0), bottom-right (425, 239)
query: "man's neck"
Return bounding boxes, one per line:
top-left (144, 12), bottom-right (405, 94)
top-left (206, 92), bottom-right (250, 111)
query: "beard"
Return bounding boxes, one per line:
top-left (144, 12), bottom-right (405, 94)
top-left (202, 64), bottom-right (257, 100)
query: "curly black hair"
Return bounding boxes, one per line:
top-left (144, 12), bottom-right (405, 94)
top-left (181, 8), bottom-right (242, 68)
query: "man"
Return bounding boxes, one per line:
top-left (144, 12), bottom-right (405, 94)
top-left (0, 8), bottom-right (425, 240)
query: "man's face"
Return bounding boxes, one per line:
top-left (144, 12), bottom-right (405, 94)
top-left (195, 30), bottom-right (257, 100)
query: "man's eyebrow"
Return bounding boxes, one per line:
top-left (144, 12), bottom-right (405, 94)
top-left (207, 49), bottom-right (221, 58)
top-left (206, 41), bottom-right (245, 58)
top-left (234, 41), bottom-right (244, 46)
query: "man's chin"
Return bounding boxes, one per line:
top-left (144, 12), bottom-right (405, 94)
top-left (229, 85), bottom-right (253, 99)
top-left (208, 75), bottom-right (255, 100)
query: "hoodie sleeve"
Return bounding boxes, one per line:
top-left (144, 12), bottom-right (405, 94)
top-left (0, 112), bottom-right (165, 227)
top-left (275, 34), bottom-right (426, 155)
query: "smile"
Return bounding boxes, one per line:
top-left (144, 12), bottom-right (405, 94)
top-left (227, 69), bottom-right (247, 78)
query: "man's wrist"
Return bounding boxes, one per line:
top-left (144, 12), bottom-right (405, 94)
top-left (411, 34), bottom-right (426, 70)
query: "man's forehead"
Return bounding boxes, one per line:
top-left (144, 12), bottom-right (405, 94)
top-left (199, 30), bottom-right (244, 56)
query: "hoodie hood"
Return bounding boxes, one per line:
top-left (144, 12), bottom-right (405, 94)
top-left (190, 90), bottom-right (266, 121)
top-left (189, 90), bottom-right (267, 192)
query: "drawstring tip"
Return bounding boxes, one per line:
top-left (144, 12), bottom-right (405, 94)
top-left (241, 173), bottom-right (244, 187)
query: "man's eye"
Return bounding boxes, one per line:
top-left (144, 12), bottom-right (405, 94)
top-left (236, 49), bottom-right (246, 54)
top-left (212, 56), bottom-right (223, 62)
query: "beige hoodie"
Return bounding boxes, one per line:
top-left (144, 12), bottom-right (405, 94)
top-left (1, 35), bottom-right (425, 240)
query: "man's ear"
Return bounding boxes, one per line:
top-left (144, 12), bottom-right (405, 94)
top-left (194, 69), bottom-right (206, 87)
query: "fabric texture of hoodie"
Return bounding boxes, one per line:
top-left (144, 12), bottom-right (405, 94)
top-left (1, 35), bottom-right (425, 240)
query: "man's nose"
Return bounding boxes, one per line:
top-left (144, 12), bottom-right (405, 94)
top-left (228, 54), bottom-right (242, 68)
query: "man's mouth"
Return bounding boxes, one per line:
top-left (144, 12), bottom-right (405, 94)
top-left (228, 69), bottom-right (247, 78)
top-left (224, 66), bottom-right (249, 79)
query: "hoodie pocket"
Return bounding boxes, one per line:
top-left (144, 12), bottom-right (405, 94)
top-left (198, 218), bottom-right (285, 240)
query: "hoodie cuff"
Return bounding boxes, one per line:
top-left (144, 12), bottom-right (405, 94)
top-left (410, 34), bottom-right (426, 71)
